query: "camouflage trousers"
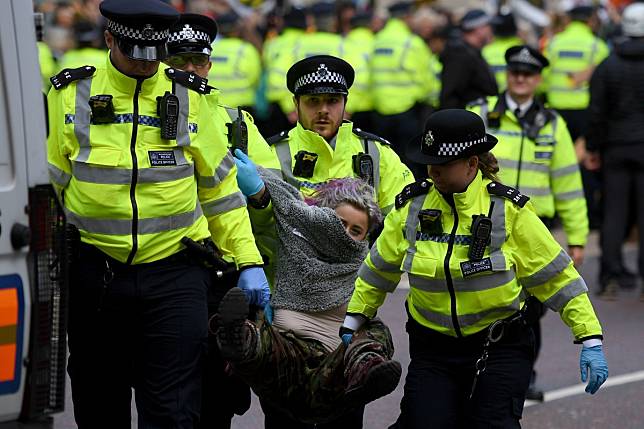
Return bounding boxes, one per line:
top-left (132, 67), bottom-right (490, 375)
top-left (231, 318), bottom-right (394, 424)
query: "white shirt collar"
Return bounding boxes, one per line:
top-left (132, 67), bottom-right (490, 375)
top-left (505, 92), bottom-right (534, 118)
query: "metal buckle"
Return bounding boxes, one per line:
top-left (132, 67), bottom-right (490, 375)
top-left (487, 320), bottom-right (505, 343)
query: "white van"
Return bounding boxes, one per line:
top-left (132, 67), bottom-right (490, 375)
top-left (0, 1), bottom-right (68, 426)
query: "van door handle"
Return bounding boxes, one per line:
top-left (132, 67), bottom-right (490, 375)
top-left (11, 223), bottom-right (30, 250)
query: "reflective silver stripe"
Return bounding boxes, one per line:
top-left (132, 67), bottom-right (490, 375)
top-left (498, 158), bottom-right (549, 174)
top-left (520, 249), bottom-right (572, 288)
top-left (358, 264), bottom-right (398, 292)
top-left (518, 186), bottom-right (551, 197)
top-left (72, 162), bottom-right (194, 184)
top-left (494, 129), bottom-right (522, 137)
top-left (176, 84), bottom-right (191, 147)
top-left (489, 196), bottom-right (506, 271)
top-left (402, 196), bottom-right (426, 272)
top-left (413, 298), bottom-right (522, 330)
top-left (547, 86), bottom-right (586, 93)
top-left (480, 101), bottom-right (489, 128)
top-left (369, 245), bottom-right (400, 272)
top-left (196, 153), bottom-right (236, 188)
top-left (551, 164), bottom-right (579, 178)
top-left (48, 163), bottom-right (72, 187)
top-left (555, 190), bottom-right (584, 200)
top-left (365, 139), bottom-right (381, 195)
top-left (201, 192), bottom-right (246, 216)
top-left (274, 140), bottom-right (300, 188)
top-left (409, 268), bottom-right (516, 293)
top-left (74, 78), bottom-right (92, 162)
top-left (224, 106), bottom-right (241, 122)
top-left (65, 205), bottom-right (201, 235)
top-left (543, 277), bottom-right (588, 312)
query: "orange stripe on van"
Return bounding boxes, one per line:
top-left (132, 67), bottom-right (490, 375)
top-left (0, 288), bottom-right (18, 326)
top-left (0, 288), bottom-right (17, 383)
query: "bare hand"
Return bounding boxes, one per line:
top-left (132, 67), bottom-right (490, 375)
top-left (568, 246), bottom-right (585, 267)
top-left (584, 152), bottom-right (601, 171)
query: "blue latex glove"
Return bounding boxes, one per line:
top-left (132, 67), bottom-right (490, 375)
top-left (341, 333), bottom-right (353, 347)
top-left (237, 267), bottom-right (270, 307)
top-left (580, 345), bottom-right (609, 394)
top-left (264, 303), bottom-right (273, 325)
top-left (233, 148), bottom-right (264, 197)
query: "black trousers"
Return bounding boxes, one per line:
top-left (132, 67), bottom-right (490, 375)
top-left (601, 145), bottom-right (644, 279)
top-left (390, 315), bottom-right (535, 429)
top-left (67, 244), bottom-right (210, 429)
top-left (261, 397), bottom-right (365, 429)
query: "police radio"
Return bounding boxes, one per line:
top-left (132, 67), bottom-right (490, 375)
top-left (352, 153), bottom-right (374, 187)
top-left (157, 91), bottom-right (179, 140)
top-left (468, 201), bottom-right (495, 261)
top-left (227, 107), bottom-right (248, 154)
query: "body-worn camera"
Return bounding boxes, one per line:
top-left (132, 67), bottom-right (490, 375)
top-left (157, 91), bottom-right (179, 140)
top-left (293, 150), bottom-right (318, 178)
top-left (352, 152), bottom-right (374, 187)
top-left (89, 94), bottom-right (115, 124)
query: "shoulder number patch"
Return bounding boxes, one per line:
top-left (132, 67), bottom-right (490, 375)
top-left (50, 65), bottom-right (96, 90)
top-left (395, 180), bottom-right (432, 210)
top-left (487, 182), bottom-right (529, 208)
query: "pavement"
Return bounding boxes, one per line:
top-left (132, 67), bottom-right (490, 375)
top-left (50, 230), bottom-right (644, 428)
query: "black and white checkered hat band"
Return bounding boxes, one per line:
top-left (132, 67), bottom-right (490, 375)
top-left (294, 70), bottom-right (347, 92)
top-left (168, 25), bottom-right (211, 44)
top-left (436, 137), bottom-right (487, 156)
top-left (509, 48), bottom-right (541, 67)
top-left (107, 20), bottom-right (169, 42)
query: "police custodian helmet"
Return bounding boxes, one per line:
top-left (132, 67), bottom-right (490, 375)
top-left (100, 0), bottom-right (179, 61)
top-left (286, 55), bottom-right (355, 96)
top-left (407, 109), bottom-right (498, 165)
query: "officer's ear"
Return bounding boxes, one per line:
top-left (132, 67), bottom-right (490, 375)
top-left (468, 156), bottom-right (479, 173)
top-left (293, 95), bottom-right (299, 108)
top-left (104, 30), bottom-right (115, 50)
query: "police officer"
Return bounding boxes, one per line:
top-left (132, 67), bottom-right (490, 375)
top-left (469, 45), bottom-right (588, 401)
top-left (233, 54), bottom-right (412, 428)
top-left (206, 11), bottom-right (262, 112)
top-left (164, 13), bottom-right (280, 428)
top-left (370, 1), bottom-right (433, 174)
top-left (46, 1), bottom-right (269, 427)
top-left (482, 12), bottom-right (523, 92)
top-left (341, 109), bottom-right (608, 428)
top-left (58, 20), bottom-right (106, 71)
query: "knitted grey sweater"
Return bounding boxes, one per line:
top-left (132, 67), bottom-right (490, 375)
top-left (259, 170), bottom-right (368, 312)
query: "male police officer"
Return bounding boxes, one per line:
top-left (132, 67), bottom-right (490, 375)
top-left (233, 54), bottom-right (412, 428)
top-left (165, 13), bottom-right (280, 428)
top-left (468, 45), bottom-right (588, 400)
top-left (46, 1), bottom-right (268, 427)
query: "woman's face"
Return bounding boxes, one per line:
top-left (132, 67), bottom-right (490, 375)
top-left (335, 203), bottom-right (369, 241)
top-left (427, 157), bottom-right (478, 194)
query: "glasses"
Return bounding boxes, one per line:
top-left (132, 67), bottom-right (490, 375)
top-left (165, 54), bottom-right (210, 68)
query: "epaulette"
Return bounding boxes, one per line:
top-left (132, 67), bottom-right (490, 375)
top-left (267, 130), bottom-right (289, 146)
top-left (395, 179), bottom-right (432, 210)
top-left (50, 66), bottom-right (96, 90)
top-left (165, 68), bottom-right (214, 95)
top-left (353, 127), bottom-right (391, 146)
top-left (487, 182), bottom-right (530, 208)
top-left (466, 97), bottom-right (487, 109)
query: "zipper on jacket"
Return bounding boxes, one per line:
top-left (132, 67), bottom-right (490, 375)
top-left (444, 198), bottom-right (463, 338)
top-left (125, 79), bottom-right (143, 265)
top-left (516, 128), bottom-right (525, 189)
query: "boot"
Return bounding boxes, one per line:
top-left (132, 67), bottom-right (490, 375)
top-left (216, 287), bottom-right (251, 361)
top-left (344, 351), bottom-right (402, 405)
top-left (597, 279), bottom-right (618, 301)
top-left (525, 371), bottom-right (544, 402)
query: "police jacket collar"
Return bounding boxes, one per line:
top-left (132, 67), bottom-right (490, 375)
top-left (106, 52), bottom-right (163, 94)
top-left (383, 18), bottom-right (412, 36)
top-left (294, 120), bottom-right (354, 151)
top-left (432, 170), bottom-right (485, 212)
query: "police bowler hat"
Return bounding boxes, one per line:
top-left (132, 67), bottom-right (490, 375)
top-left (287, 55), bottom-right (354, 96)
top-left (100, 0), bottom-right (179, 61)
top-left (406, 109), bottom-right (498, 165)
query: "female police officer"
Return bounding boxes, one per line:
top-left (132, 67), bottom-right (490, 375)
top-left (340, 109), bottom-right (608, 428)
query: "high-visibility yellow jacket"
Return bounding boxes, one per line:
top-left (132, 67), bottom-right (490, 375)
top-left (205, 91), bottom-right (281, 172)
top-left (348, 173), bottom-right (602, 340)
top-left (38, 41), bottom-right (56, 92)
top-left (264, 28), bottom-right (305, 113)
top-left (208, 37), bottom-right (262, 108)
top-left (47, 56), bottom-right (262, 267)
top-left (482, 36), bottom-right (523, 92)
top-left (427, 54), bottom-right (442, 109)
top-left (468, 95), bottom-right (588, 246)
top-left (59, 47), bottom-right (107, 72)
top-left (269, 121), bottom-right (414, 214)
top-left (370, 19), bottom-right (433, 115)
top-left (542, 22), bottom-right (609, 110)
top-left (344, 27), bottom-right (375, 113)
